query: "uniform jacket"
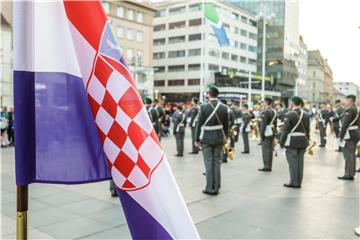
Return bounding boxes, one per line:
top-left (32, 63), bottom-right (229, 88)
top-left (332, 107), bottom-right (344, 128)
top-left (242, 110), bottom-right (251, 132)
top-left (317, 109), bottom-right (329, 127)
top-left (188, 106), bottom-right (199, 128)
top-left (195, 99), bottom-right (229, 145)
top-left (339, 104), bottom-right (360, 141)
top-left (155, 105), bottom-right (166, 124)
top-left (260, 107), bottom-right (277, 140)
top-left (231, 106), bottom-right (242, 125)
top-left (146, 105), bottom-right (159, 133)
top-left (173, 111), bottom-right (186, 134)
top-left (280, 108), bottom-right (310, 148)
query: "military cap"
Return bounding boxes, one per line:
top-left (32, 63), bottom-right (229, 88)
top-left (335, 99), bottom-right (341, 104)
top-left (346, 94), bottom-right (356, 101)
top-left (208, 85), bottom-right (219, 96)
top-left (264, 97), bottom-right (273, 105)
top-left (291, 96), bottom-right (303, 105)
top-left (145, 97), bottom-right (152, 104)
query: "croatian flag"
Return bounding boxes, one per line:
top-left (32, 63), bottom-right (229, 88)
top-left (13, 1), bottom-right (199, 239)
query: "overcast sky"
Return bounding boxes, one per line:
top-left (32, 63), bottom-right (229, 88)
top-left (299, 0), bottom-right (360, 85)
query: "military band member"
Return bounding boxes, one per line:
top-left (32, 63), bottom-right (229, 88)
top-left (259, 97), bottom-right (277, 172)
top-left (317, 103), bottom-right (328, 147)
top-left (153, 99), bottom-right (166, 141)
top-left (145, 98), bottom-right (160, 135)
top-left (231, 102), bottom-right (242, 147)
top-left (222, 100), bottom-right (234, 163)
top-left (330, 99), bottom-right (344, 152)
top-left (195, 86), bottom-right (229, 195)
top-left (173, 105), bottom-right (186, 157)
top-left (188, 97), bottom-right (200, 154)
top-left (241, 104), bottom-right (251, 154)
top-left (280, 96), bottom-right (310, 188)
top-left (338, 95), bottom-right (360, 181)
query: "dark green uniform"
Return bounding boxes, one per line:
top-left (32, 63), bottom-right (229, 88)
top-left (241, 110), bottom-right (251, 153)
top-left (332, 107), bottom-right (344, 138)
top-left (231, 106), bottom-right (242, 146)
top-left (146, 105), bottom-right (160, 135)
top-left (260, 107), bottom-right (277, 170)
top-left (173, 111), bottom-right (186, 156)
top-left (188, 105), bottom-right (200, 153)
top-left (317, 108), bottom-right (329, 146)
top-left (155, 105), bottom-right (166, 141)
top-left (195, 99), bottom-right (229, 194)
top-left (280, 108), bottom-right (310, 187)
top-left (223, 106), bottom-right (234, 162)
top-left (339, 104), bottom-right (360, 178)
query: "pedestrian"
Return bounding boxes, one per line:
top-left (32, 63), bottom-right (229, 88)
top-left (173, 105), bottom-right (186, 157)
top-left (230, 101), bottom-right (242, 147)
top-left (153, 99), bottom-right (166, 141)
top-left (259, 97), bottom-right (277, 172)
top-left (337, 95), bottom-right (359, 181)
top-left (195, 86), bottom-right (229, 195)
top-left (145, 98), bottom-right (160, 136)
top-left (330, 99), bottom-right (344, 152)
top-left (280, 96), bottom-right (310, 188)
top-left (317, 103), bottom-right (328, 147)
top-left (241, 104), bottom-right (251, 154)
top-left (188, 97), bottom-right (200, 154)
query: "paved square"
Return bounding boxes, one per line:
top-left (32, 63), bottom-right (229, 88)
top-left (1, 129), bottom-right (359, 239)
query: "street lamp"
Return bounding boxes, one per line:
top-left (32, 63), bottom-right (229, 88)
top-left (256, 4), bottom-right (275, 101)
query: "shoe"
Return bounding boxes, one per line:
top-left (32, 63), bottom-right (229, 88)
top-left (283, 184), bottom-right (301, 188)
top-left (174, 154), bottom-right (183, 157)
top-left (335, 149), bottom-right (343, 152)
top-left (356, 169), bottom-right (360, 173)
top-left (222, 160), bottom-right (228, 163)
top-left (202, 190), bottom-right (218, 196)
top-left (189, 152), bottom-right (199, 154)
top-left (241, 151), bottom-right (250, 154)
top-left (202, 172), bottom-right (206, 176)
top-left (258, 168), bottom-right (272, 172)
top-left (337, 176), bottom-right (354, 181)
top-left (318, 145), bottom-right (325, 148)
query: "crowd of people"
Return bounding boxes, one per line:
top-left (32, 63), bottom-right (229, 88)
top-left (0, 106), bottom-right (14, 147)
top-left (142, 86), bottom-right (359, 196)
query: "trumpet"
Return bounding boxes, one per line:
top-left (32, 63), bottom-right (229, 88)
top-left (306, 141), bottom-right (316, 156)
top-left (356, 143), bottom-right (360, 156)
top-left (224, 144), bottom-right (235, 161)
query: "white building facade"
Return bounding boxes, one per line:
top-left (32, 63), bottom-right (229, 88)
top-left (333, 82), bottom-right (360, 98)
top-left (296, 36), bottom-right (308, 99)
top-left (152, 1), bottom-right (280, 103)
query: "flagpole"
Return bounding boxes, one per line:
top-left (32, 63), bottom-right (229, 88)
top-left (17, 185), bottom-right (28, 240)
top-left (200, 0), bottom-right (205, 103)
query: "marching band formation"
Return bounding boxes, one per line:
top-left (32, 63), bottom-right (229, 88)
top-left (141, 86), bottom-right (359, 196)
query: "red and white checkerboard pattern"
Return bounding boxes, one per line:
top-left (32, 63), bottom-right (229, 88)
top-left (86, 54), bottom-right (163, 191)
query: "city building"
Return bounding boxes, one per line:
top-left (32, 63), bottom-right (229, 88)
top-left (103, 1), bottom-right (157, 99)
top-left (306, 50), bottom-right (334, 105)
top-left (152, 0), bottom-right (280, 103)
top-left (1, 2), bottom-right (13, 107)
top-left (297, 36), bottom-right (308, 99)
top-left (233, 0), bottom-right (300, 102)
top-left (333, 81), bottom-right (360, 98)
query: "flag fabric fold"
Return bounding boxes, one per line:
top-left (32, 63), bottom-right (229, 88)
top-left (204, 2), bottom-right (229, 47)
top-left (13, 1), bottom-right (199, 239)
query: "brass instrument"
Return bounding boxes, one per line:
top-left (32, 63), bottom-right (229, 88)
top-left (224, 144), bottom-right (234, 160)
top-left (250, 118), bottom-right (261, 141)
top-left (306, 141), bottom-right (316, 156)
top-left (356, 143), bottom-right (360, 157)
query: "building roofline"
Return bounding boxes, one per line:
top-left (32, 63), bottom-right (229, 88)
top-left (124, 1), bottom-right (158, 12)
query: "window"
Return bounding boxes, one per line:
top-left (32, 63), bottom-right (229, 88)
top-left (137, 12), bottom-right (144, 23)
top-left (168, 65), bottom-right (185, 72)
top-left (169, 6), bottom-right (186, 15)
top-left (169, 21), bottom-right (186, 29)
top-left (188, 79), bottom-right (200, 85)
top-left (136, 31), bottom-right (143, 42)
top-left (231, 54), bottom-right (238, 62)
top-left (168, 35), bottom-right (185, 44)
top-left (127, 28), bottom-right (135, 40)
top-left (168, 79), bottom-right (185, 86)
top-left (188, 48), bottom-right (201, 56)
top-left (189, 33), bottom-right (202, 41)
top-left (240, 56), bottom-right (247, 63)
top-left (136, 51), bottom-right (143, 63)
top-left (248, 45), bottom-right (256, 52)
top-left (153, 52), bottom-right (165, 59)
top-left (208, 49), bottom-right (219, 58)
top-left (232, 12), bottom-right (239, 20)
top-left (102, 2), bottom-right (110, 14)
top-left (116, 26), bottom-right (124, 38)
top-left (168, 50), bottom-right (185, 58)
top-left (240, 42), bottom-right (247, 50)
top-left (248, 58), bottom-right (257, 65)
top-left (153, 38), bottom-right (166, 46)
top-left (234, 27), bottom-right (239, 34)
top-left (154, 80), bottom-right (165, 86)
top-left (189, 3), bottom-right (201, 12)
top-left (154, 66), bottom-right (165, 73)
top-left (126, 48), bottom-right (133, 61)
top-left (241, 29), bottom-right (247, 37)
top-left (188, 64), bottom-right (200, 71)
top-left (223, 23), bottom-right (230, 31)
top-left (208, 64), bottom-right (219, 71)
top-left (155, 9), bottom-right (166, 17)
top-left (154, 24), bottom-right (166, 32)
top-left (222, 8), bottom-right (231, 18)
top-left (241, 16), bottom-right (247, 23)
top-left (234, 40), bottom-right (239, 48)
top-left (222, 52), bottom-right (229, 60)
top-left (127, 9), bottom-right (134, 20)
top-left (189, 18), bottom-right (202, 27)
top-left (249, 19), bottom-right (257, 27)
top-left (116, 7), bottom-right (124, 17)
top-left (249, 32), bottom-right (257, 40)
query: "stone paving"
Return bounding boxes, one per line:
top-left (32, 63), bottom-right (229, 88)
top-left (1, 128), bottom-right (359, 239)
